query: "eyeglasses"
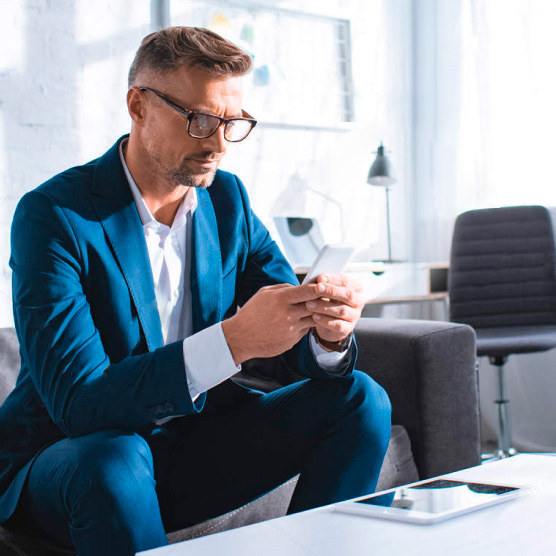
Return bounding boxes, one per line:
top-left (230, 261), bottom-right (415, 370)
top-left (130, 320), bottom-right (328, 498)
top-left (139, 86), bottom-right (257, 143)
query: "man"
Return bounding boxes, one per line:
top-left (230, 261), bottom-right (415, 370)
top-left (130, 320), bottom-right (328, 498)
top-left (0, 27), bottom-right (391, 555)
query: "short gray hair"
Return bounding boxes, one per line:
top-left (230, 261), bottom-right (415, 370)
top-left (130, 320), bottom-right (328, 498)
top-left (128, 26), bottom-right (253, 86)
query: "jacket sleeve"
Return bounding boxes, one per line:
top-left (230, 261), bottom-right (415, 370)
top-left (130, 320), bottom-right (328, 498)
top-left (10, 190), bottom-right (205, 438)
top-left (232, 175), bottom-right (357, 379)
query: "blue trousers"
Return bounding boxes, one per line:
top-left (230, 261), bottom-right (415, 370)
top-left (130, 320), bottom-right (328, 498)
top-left (12, 371), bottom-right (391, 556)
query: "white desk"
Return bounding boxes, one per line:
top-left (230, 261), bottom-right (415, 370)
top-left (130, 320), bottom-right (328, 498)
top-left (295, 262), bottom-right (448, 306)
top-left (139, 454), bottom-right (556, 555)
top-left (353, 263), bottom-right (448, 305)
top-left (345, 263), bottom-right (449, 320)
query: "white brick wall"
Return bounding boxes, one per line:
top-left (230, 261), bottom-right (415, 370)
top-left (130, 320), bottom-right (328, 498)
top-left (0, 0), bottom-right (151, 326)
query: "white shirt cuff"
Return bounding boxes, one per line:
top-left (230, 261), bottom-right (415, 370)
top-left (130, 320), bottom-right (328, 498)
top-left (183, 323), bottom-right (241, 401)
top-left (309, 332), bottom-right (350, 371)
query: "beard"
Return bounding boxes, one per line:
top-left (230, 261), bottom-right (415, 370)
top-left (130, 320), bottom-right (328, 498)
top-left (166, 159), bottom-right (216, 189)
top-left (144, 143), bottom-right (219, 190)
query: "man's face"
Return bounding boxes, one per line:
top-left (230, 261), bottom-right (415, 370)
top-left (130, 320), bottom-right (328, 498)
top-left (134, 66), bottom-right (244, 189)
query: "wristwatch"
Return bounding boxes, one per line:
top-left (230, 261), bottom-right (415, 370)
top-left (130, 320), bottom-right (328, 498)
top-left (311, 328), bottom-right (352, 353)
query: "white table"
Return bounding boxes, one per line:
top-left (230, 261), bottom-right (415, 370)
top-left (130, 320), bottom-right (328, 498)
top-left (139, 454), bottom-right (556, 555)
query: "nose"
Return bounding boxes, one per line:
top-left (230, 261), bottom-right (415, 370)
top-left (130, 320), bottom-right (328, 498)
top-left (201, 124), bottom-right (227, 154)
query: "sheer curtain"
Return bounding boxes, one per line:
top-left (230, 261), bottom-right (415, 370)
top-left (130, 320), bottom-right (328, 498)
top-left (414, 0), bottom-right (556, 451)
top-left (415, 0), bottom-right (556, 264)
top-left (458, 0), bottom-right (556, 211)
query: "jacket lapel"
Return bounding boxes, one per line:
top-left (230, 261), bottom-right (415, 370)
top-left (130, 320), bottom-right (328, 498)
top-left (88, 137), bottom-right (164, 351)
top-left (190, 188), bottom-right (223, 333)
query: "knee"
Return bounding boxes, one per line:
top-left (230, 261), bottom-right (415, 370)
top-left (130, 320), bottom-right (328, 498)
top-left (56, 430), bottom-right (155, 501)
top-left (346, 371), bottom-right (392, 415)
top-left (314, 370), bottom-right (391, 420)
top-left (343, 371), bottom-right (392, 440)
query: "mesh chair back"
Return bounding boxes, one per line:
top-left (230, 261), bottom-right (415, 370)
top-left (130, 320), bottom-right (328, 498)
top-left (449, 206), bottom-right (556, 329)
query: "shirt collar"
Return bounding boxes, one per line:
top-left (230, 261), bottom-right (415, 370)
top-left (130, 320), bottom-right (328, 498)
top-left (118, 139), bottom-right (197, 230)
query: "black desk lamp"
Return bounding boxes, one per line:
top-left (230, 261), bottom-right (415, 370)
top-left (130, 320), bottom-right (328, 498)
top-left (367, 143), bottom-right (397, 263)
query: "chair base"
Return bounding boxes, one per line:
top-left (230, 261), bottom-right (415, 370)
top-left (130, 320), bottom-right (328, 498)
top-left (488, 356), bottom-right (516, 458)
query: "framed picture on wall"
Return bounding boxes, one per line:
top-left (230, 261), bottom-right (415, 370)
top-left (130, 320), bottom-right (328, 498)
top-left (171, 0), bottom-right (354, 130)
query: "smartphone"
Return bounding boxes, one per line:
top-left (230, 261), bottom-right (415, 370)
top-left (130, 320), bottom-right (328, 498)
top-left (301, 244), bottom-right (355, 284)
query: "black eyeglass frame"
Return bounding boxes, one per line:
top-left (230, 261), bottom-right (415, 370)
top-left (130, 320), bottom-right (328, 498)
top-left (139, 86), bottom-right (257, 142)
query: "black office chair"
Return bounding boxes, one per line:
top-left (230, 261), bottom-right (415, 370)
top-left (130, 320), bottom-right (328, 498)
top-left (449, 205), bottom-right (556, 458)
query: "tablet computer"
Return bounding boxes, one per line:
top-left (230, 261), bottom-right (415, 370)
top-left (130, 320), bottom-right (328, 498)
top-left (335, 479), bottom-right (528, 524)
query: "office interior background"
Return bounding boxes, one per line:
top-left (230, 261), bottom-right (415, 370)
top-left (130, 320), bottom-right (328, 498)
top-left (1, 0), bottom-right (556, 452)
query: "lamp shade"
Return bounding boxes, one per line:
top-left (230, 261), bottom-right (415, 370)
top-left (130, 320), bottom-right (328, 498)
top-left (367, 143), bottom-right (396, 186)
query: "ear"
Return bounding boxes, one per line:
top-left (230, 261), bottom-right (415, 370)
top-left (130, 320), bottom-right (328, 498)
top-left (127, 87), bottom-right (146, 126)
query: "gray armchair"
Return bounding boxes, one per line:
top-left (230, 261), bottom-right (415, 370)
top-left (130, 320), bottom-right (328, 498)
top-left (0, 318), bottom-right (479, 555)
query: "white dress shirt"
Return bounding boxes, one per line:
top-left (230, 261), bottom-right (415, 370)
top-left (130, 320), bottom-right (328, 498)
top-left (119, 141), bottom-right (347, 407)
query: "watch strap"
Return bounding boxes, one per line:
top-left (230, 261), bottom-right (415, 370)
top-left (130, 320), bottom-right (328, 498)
top-left (311, 328), bottom-right (351, 353)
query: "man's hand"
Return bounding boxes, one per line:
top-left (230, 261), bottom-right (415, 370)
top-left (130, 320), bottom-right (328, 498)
top-left (305, 274), bottom-right (364, 347)
top-left (221, 284), bottom-right (320, 366)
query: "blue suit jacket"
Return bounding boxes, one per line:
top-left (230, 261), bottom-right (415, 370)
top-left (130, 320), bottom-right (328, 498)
top-left (0, 136), bottom-right (356, 522)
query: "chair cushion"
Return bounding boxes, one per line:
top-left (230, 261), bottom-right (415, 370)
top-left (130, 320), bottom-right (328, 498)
top-left (0, 328), bottom-right (20, 406)
top-left (167, 476), bottom-right (299, 544)
top-left (376, 424), bottom-right (419, 491)
top-left (0, 425), bottom-right (416, 554)
top-left (476, 325), bottom-right (556, 357)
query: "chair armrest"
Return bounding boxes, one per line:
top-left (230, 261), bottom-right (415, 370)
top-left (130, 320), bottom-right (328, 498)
top-left (354, 318), bottom-right (480, 479)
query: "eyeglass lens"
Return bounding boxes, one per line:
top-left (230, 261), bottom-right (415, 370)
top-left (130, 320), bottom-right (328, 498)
top-left (189, 114), bottom-right (252, 142)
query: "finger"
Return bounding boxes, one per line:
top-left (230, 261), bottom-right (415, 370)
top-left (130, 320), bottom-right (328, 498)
top-left (261, 283), bottom-right (295, 291)
top-left (314, 282), bottom-right (362, 308)
top-left (299, 315), bottom-right (316, 330)
top-left (306, 299), bottom-right (359, 322)
top-left (312, 314), bottom-right (353, 338)
top-left (289, 303), bottom-right (316, 319)
top-left (317, 273), bottom-right (348, 286)
top-left (318, 273), bottom-right (363, 293)
top-left (281, 283), bottom-right (322, 304)
top-left (291, 316), bottom-right (317, 340)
